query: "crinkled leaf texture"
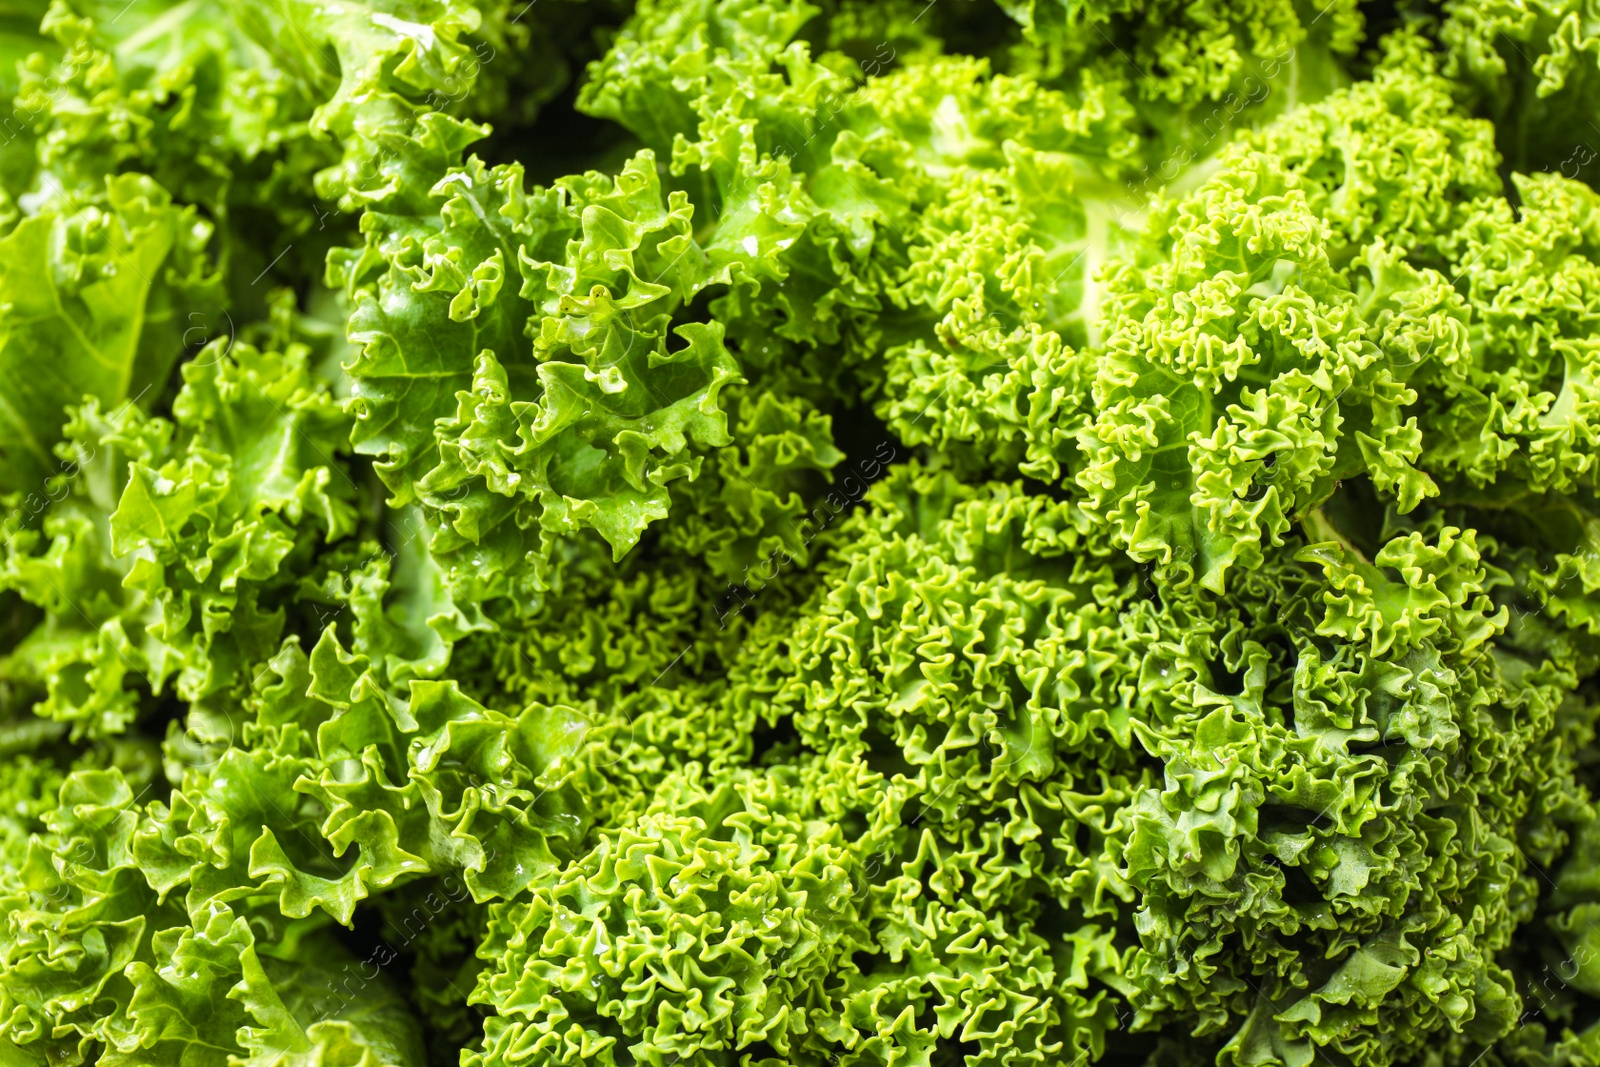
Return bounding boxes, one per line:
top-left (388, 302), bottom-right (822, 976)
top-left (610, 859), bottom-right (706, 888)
top-left (3, 7), bottom-right (1600, 1067)
top-left (0, 174), bottom-right (218, 495)
top-left (335, 150), bottom-right (744, 606)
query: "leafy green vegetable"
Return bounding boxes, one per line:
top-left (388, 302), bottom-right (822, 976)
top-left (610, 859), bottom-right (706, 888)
top-left (5, 3), bottom-right (1600, 1067)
